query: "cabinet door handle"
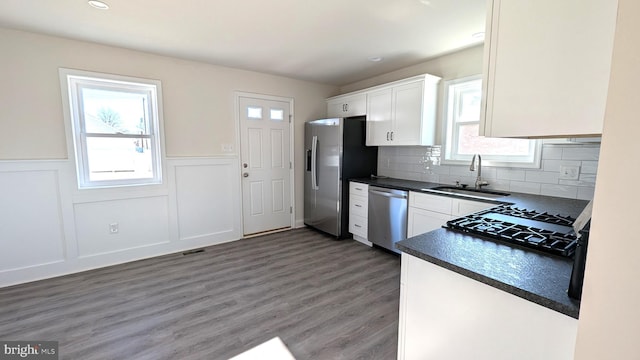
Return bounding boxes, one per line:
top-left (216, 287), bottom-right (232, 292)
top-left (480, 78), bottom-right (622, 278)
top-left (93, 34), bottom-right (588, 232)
top-left (355, 204), bottom-right (362, 208)
top-left (390, 131), bottom-right (394, 141)
top-left (355, 187), bottom-right (362, 191)
top-left (354, 224), bottom-right (362, 228)
top-left (386, 132), bottom-right (390, 141)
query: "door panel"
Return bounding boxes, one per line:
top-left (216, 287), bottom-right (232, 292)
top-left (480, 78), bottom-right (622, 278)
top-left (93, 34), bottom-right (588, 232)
top-left (250, 181), bottom-right (264, 215)
top-left (366, 88), bottom-right (393, 145)
top-left (270, 129), bottom-right (284, 168)
top-left (304, 123), bottom-right (316, 225)
top-left (313, 120), bottom-right (342, 235)
top-left (393, 81), bottom-right (423, 145)
top-left (272, 179), bottom-right (285, 212)
top-left (248, 129), bottom-right (263, 168)
top-left (240, 96), bottom-right (292, 235)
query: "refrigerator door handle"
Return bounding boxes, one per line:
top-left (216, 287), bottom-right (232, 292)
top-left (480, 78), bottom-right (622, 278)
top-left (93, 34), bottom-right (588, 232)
top-left (311, 135), bottom-right (319, 190)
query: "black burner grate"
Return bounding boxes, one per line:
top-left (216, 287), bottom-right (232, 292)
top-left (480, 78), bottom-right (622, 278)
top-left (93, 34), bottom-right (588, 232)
top-left (446, 206), bottom-right (578, 257)
top-left (488, 205), bottom-right (575, 226)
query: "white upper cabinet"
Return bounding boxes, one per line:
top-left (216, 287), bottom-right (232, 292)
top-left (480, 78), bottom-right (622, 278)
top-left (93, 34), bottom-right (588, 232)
top-left (480, 0), bottom-right (618, 138)
top-left (366, 88), bottom-right (393, 145)
top-left (326, 93), bottom-right (367, 118)
top-left (366, 75), bottom-right (441, 146)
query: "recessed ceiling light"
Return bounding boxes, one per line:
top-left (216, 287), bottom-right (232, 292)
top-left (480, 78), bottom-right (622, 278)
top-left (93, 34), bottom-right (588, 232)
top-left (368, 56), bottom-right (383, 62)
top-left (472, 32), bottom-right (485, 40)
top-left (88, 0), bottom-right (109, 10)
top-left (418, 0), bottom-right (432, 5)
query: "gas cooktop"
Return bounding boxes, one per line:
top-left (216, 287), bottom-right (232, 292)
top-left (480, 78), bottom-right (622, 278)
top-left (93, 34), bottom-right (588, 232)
top-left (445, 205), bottom-right (578, 258)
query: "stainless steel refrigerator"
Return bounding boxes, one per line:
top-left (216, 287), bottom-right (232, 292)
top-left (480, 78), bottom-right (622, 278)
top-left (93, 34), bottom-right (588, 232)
top-left (304, 116), bottom-right (378, 238)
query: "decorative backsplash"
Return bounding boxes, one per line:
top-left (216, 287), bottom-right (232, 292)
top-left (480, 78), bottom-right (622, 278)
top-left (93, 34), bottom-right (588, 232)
top-left (377, 144), bottom-right (600, 200)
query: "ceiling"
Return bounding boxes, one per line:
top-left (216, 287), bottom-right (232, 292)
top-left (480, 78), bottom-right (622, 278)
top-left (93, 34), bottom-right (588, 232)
top-left (0, 0), bottom-right (486, 86)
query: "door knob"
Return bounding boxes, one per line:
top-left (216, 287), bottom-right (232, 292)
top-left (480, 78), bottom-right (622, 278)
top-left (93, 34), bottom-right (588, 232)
top-left (243, 163), bottom-right (248, 168)
top-left (243, 172), bottom-right (249, 178)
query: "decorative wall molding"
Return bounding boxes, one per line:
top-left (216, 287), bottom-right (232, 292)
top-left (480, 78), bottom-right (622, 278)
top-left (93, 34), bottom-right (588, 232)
top-left (169, 157), bottom-right (242, 243)
top-left (0, 157), bottom-right (243, 287)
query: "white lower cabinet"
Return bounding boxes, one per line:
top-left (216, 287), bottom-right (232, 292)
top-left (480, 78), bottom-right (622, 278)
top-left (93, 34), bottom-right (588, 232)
top-left (451, 198), bottom-right (495, 217)
top-left (407, 207), bottom-right (452, 238)
top-left (348, 182), bottom-right (371, 246)
top-left (408, 191), bottom-right (495, 238)
top-left (398, 253), bottom-right (578, 360)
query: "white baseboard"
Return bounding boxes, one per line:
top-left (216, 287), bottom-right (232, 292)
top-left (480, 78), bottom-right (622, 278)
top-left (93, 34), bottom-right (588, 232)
top-left (0, 157), bottom-right (244, 288)
top-left (294, 219), bottom-right (306, 228)
top-left (353, 235), bottom-right (373, 247)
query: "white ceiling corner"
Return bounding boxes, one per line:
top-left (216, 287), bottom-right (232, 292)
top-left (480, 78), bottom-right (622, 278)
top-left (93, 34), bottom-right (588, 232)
top-left (0, 0), bottom-right (486, 86)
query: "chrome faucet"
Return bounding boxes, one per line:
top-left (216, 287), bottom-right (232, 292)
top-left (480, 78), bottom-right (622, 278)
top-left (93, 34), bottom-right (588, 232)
top-left (470, 154), bottom-right (489, 189)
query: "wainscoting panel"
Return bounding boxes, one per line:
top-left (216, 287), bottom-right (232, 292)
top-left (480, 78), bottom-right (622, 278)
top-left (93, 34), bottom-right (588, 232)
top-left (0, 168), bottom-right (65, 272)
top-left (0, 157), bottom-right (243, 288)
top-left (172, 157), bottom-right (241, 242)
top-left (74, 196), bottom-right (170, 258)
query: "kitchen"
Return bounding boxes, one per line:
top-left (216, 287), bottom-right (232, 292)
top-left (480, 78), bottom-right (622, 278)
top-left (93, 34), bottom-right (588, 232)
top-left (0, 0), bottom-right (638, 359)
top-left (304, 46), bottom-right (598, 358)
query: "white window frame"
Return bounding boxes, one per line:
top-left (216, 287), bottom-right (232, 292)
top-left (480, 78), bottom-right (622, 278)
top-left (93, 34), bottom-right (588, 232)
top-left (59, 68), bottom-right (165, 189)
top-left (442, 75), bottom-right (541, 168)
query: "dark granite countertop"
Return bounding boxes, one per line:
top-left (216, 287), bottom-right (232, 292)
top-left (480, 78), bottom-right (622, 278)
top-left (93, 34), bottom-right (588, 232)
top-left (351, 177), bottom-right (588, 216)
top-left (350, 177), bottom-right (587, 319)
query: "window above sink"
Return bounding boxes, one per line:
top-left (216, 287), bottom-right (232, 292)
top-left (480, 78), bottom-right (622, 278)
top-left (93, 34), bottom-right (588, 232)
top-left (442, 75), bottom-right (542, 168)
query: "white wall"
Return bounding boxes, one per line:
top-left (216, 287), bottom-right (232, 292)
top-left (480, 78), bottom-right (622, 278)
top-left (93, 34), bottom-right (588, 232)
top-left (340, 45), bottom-right (484, 93)
top-left (341, 45), bottom-right (484, 145)
top-left (574, 0), bottom-right (640, 357)
top-left (0, 157), bottom-right (241, 287)
top-left (0, 28), bottom-right (337, 286)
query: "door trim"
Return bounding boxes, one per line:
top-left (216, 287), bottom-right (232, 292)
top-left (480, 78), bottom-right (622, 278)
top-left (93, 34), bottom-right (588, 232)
top-left (234, 91), bottom-right (295, 235)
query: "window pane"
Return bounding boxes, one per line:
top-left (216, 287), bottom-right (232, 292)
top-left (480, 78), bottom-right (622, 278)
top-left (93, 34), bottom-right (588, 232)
top-left (458, 124), bottom-right (531, 156)
top-left (85, 137), bottom-right (154, 181)
top-left (270, 108), bottom-right (284, 121)
top-left (81, 88), bottom-right (150, 135)
top-left (456, 88), bottom-right (481, 123)
top-left (247, 106), bottom-right (262, 119)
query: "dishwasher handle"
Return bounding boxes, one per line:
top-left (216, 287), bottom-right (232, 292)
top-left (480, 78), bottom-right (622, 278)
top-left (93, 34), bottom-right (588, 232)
top-left (369, 189), bottom-right (408, 199)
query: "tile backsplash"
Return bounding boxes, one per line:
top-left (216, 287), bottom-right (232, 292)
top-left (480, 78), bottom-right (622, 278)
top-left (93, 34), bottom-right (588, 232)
top-left (377, 144), bottom-right (600, 200)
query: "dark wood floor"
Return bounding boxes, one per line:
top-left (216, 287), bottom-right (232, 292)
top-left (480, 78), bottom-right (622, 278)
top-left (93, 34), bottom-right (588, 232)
top-left (0, 228), bottom-right (400, 359)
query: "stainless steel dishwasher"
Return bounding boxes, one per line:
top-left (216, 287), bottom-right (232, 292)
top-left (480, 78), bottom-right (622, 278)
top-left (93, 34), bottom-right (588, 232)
top-left (368, 186), bottom-right (408, 254)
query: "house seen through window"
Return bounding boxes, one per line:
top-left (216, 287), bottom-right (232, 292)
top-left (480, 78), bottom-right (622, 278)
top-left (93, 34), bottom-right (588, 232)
top-left (443, 75), bottom-right (540, 167)
top-left (61, 69), bottom-right (164, 188)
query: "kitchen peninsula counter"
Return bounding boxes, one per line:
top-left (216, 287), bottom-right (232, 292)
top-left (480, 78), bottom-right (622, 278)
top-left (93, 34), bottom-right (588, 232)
top-left (350, 177), bottom-right (588, 318)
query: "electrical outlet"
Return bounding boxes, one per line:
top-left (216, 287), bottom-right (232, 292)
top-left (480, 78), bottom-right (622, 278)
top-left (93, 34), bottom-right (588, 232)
top-left (559, 165), bottom-right (580, 180)
top-left (109, 223), bottom-right (119, 234)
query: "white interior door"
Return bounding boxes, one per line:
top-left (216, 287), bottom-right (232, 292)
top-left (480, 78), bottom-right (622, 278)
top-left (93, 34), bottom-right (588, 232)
top-left (239, 95), bottom-right (292, 236)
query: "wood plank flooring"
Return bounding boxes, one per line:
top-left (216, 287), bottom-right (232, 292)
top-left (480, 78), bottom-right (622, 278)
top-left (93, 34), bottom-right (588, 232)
top-left (0, 228), bottom-right (400, 359)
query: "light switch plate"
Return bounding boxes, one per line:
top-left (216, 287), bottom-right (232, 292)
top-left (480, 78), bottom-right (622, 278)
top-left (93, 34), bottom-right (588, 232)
top-left (559, 165), bottom-right (580, 180)
top-left (221, 144), bottom-right (234, 153)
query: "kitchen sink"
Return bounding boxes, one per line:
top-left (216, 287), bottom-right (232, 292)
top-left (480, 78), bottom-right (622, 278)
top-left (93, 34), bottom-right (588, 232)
top-left (422, 186), bottom-right (510, 200)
